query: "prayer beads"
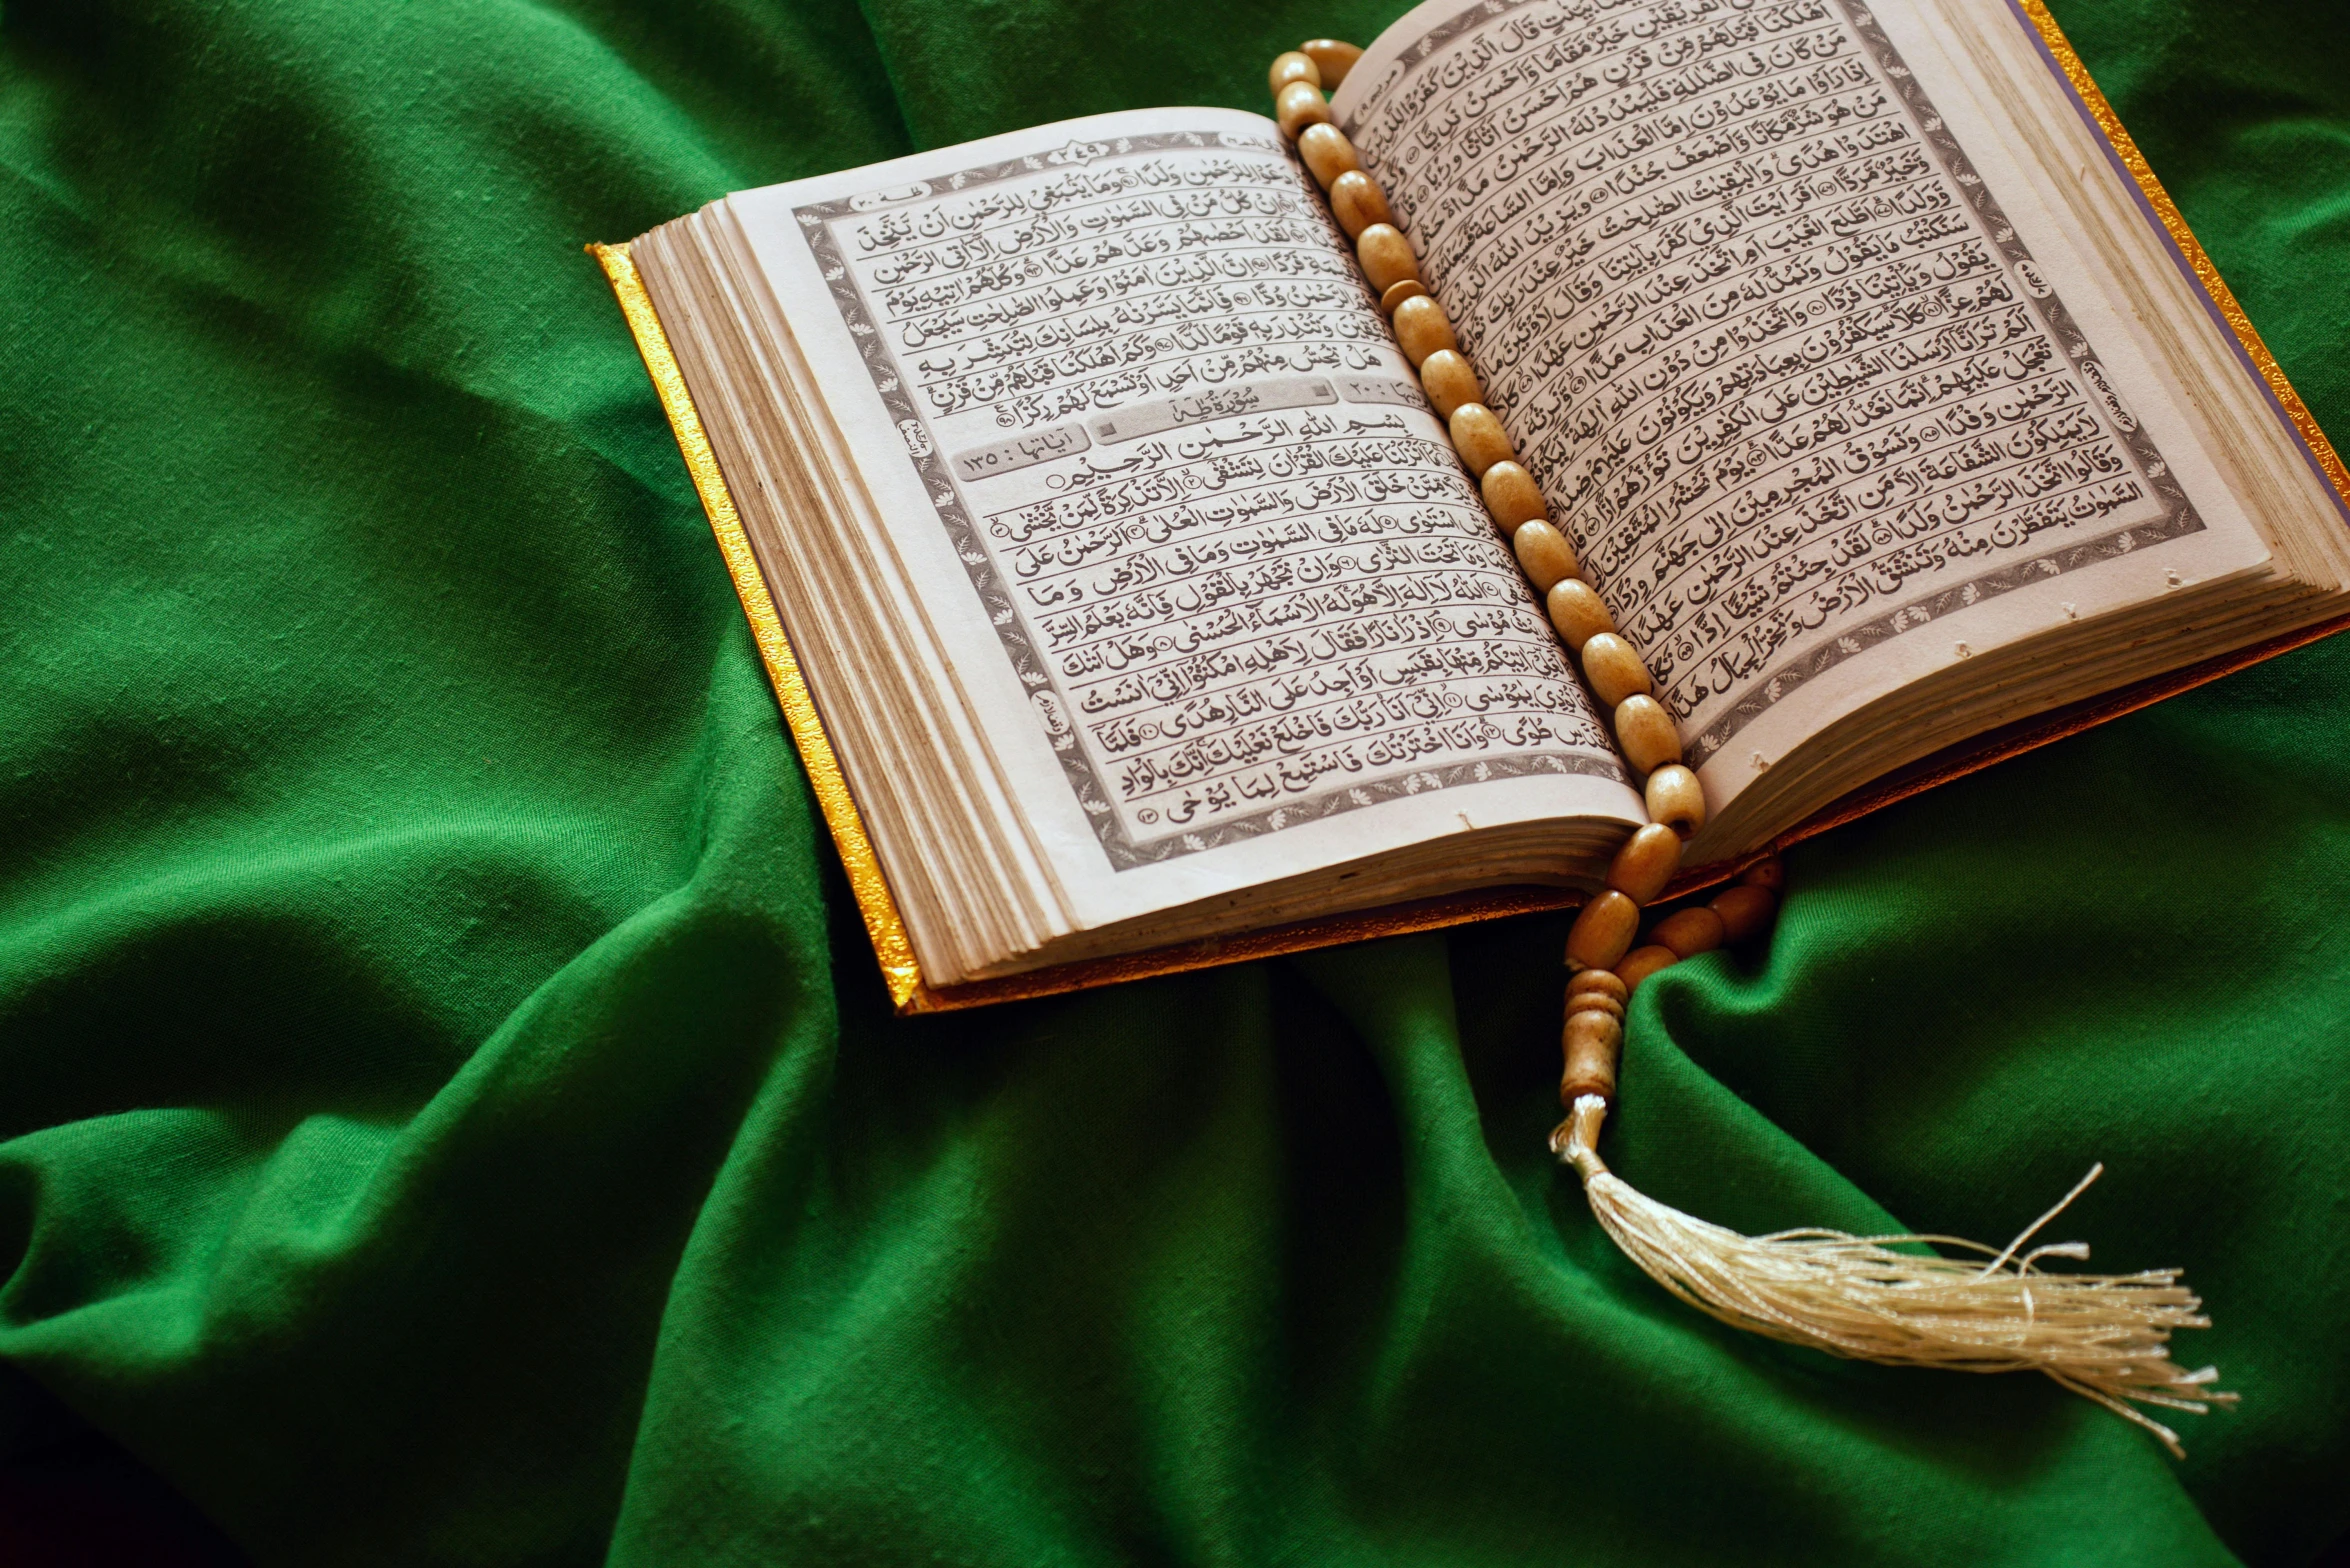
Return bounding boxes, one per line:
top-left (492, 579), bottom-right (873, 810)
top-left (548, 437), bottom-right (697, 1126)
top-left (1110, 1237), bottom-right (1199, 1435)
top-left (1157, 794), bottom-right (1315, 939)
top-left (1447, 404), bottom-right (1513, 476)
top-left (1617, 945), bottom-right (1678, 993)
top-left (1567, 969), bottom-right (1627, 1013)
top-left (1268, 51), bottom-right (1321, 93)
top-left (1269, 46), bottom-right (1784, 1118)
top-left (1650, 907), bottom-right (1726, 960)
top-left (1615, 861), bottom-right (1784, 995)
top-left (1378, 278), bottom-right (1428, 315)
top-left (1710, 884), bottom-right (1776, 944)
top-left (1479, 463), bottom-right (1548, 529)
top-left (1295, 122), bottom-right (1358, 186)
top-left (1328, 170), bottom-right (1393, 237)
top-left (1564, 891), bottom-right (1640, 972)
top-left (1354, 224), bottom-right (1417, 292)
top-left (1578, 634), bottom-right (1650, 707)
top-left (1613, 696), bottom-right (1681, 775)
top-left (1560, 1008), bottom-right (1623, 1105)
top-left (1605, 824), bottom-right (1683, 906)
top-left (1417, 352), bottom-right (1481, 418)
top-left (1299, 38), bottom-right (1362, 85)
top-left (1274, 80), bottom-right (1332, 138)
top-left (1644, 766), bottom-right (1705, 838)
top-left (1544, 580), bottom-right (1613, 651)
top-left (1390, 294), bottom-right (1457, 363)
top-left (1510, 520), bottom-right (1578, 592)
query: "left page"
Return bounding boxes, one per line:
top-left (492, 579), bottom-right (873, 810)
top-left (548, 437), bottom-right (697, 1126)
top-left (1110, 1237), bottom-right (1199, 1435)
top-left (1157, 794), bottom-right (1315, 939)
top-left (714, 109), bottom-right (1644, 971)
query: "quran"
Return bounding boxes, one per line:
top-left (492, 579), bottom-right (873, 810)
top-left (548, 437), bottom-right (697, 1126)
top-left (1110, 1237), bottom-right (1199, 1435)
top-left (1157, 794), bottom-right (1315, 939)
top-left (598, 0), bottom-right (2350, 1011)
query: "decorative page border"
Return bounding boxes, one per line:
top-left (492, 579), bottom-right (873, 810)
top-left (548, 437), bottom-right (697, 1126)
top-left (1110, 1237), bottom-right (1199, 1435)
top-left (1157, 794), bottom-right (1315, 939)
top-left (1341, 0), bottom-right (2205, 767)
top-left (1682, 0), bottom-right (2205, 764)
top-left (1335, 0), bottom-right (1543, 127)
top-left (793, 133), bottom-right (1625, 870)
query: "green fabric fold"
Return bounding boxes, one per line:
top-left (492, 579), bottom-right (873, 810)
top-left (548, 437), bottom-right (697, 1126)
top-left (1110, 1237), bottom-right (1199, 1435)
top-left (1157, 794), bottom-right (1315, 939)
top-left (4, 0), bottom-right (2346, 1562)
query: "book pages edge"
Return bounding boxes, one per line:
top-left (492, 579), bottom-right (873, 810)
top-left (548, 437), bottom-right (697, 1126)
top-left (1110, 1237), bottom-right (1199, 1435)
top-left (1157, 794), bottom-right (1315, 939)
top-left (2015, 0), bottom-right (2350, 519)
top-left (590, 241), bottom-right (927, 1010)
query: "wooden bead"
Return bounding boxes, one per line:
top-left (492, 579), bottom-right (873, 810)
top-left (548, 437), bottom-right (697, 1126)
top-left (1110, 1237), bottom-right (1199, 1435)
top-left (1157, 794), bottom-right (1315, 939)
top-left (1276, 80), bottom-right (1332, 139)
top-left (1566, 991), bottom-right (1624, 1022)
top-left (1379, 278), bottom-right (1427, 315)
top-left (1448, 403), bottom-right (1513, 477)
top-left (1512, 519), bottom-right (1578, 592)
top-left (1709, 884), bottom-right (1777, 944)
top-left (1566, 889), bottom-right (1641, 971)
top-left (1480, 461), bottom-right (1546, 528)
top-left (1566, 968), bottom-right (1628, 1008)
top-left (1269, 51), bottom-right (1322, 94)
top-left (1561, 1007), bottom-right (1623, 1106)
top-left (1296, 122), bottom-right (1359, 188)
top-left (1650, 906), bottom-right (1726, 960)
top-left (1645, 765), bottom-right (1706, 838)
top-left (1545, 578), bottom-right (1615, 651)
top-left (1579, 634), bottom-right (1651, 707)
top-left (1301, 38), bottom-right (1364, 88)
top-left (1605, 822), bottom-right (1683, 905)
top-left (1328, 170), bottom-right (1393, 238)
top-left (1619, 944), bottom-right (1678, 993)
top-left (1614, 695), bottom-right (1681, 776)
top-left (1739, 856), bottom-right (1785, 894)
top-left (1391, 294), bottom-right (1456, 365)
top-left (1418, 351), bottom-right (1482, 420)
top-left (1355, 223), bottom-right (1418, 292)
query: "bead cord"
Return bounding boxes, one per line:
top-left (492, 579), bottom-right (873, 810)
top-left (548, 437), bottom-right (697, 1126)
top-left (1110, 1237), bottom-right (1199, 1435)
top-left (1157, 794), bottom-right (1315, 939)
top-left (1269, 46), bottom-right (2229, 1456)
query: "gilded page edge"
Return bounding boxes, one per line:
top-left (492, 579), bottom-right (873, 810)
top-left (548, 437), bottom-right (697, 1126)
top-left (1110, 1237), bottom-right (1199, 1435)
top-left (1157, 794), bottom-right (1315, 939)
top-left (588, 241), bottom-right (925, 1010)
top-left (2014, 0), bottom-right (2350, 516)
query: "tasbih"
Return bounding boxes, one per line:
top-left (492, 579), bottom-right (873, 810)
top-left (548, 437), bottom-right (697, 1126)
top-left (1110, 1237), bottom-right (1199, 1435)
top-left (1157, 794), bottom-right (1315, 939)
top-left (1270, 39), bottom-right (2231, 1456)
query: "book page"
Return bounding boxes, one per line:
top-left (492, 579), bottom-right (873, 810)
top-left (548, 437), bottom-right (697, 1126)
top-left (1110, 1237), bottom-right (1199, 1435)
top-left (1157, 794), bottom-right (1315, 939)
top-left (1333, 0), bottom-right (2272, 808)
top-left (723, 109), bottom-right (1640, 940)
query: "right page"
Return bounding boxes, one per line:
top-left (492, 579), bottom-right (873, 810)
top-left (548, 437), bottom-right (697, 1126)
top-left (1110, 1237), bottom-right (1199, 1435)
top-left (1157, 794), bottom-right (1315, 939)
top-left (1330, 0), bottom-right (2282, 832)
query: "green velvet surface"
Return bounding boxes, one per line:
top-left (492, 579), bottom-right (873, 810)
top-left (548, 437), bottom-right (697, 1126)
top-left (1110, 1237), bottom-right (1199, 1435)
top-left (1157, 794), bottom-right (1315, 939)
top-left (3, 0), bottom-right (2347, 1562)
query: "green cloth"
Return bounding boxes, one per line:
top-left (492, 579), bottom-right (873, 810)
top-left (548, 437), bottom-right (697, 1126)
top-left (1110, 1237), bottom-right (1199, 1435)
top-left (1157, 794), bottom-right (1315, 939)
top-left (4, 0), bottom-right (2347, 1561)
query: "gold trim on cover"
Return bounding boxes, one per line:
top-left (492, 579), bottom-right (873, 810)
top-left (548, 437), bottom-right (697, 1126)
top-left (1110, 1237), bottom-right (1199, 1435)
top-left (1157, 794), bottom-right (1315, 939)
top-left (2016, 0), bottom-right (2350, 515)
top-left (589, 242), bottom-right (925, 1009)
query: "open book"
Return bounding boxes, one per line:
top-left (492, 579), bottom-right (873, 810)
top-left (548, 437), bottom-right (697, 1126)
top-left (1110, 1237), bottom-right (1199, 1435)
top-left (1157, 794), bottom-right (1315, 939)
top-left (599, 0), bottom-right (2350, 1009)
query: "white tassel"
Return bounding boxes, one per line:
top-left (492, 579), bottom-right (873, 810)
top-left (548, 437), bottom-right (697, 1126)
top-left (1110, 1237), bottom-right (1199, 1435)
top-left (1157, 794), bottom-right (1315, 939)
top-left (1551, 1095), bottom-right (2234, 1456)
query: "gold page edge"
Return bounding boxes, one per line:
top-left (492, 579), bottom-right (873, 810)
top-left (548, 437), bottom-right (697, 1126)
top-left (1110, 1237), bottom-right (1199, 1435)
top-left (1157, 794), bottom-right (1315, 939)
top-left (2015, 0), bottom-right (2350, 515)
top-left (589, 241), bottom-right (925, 1010)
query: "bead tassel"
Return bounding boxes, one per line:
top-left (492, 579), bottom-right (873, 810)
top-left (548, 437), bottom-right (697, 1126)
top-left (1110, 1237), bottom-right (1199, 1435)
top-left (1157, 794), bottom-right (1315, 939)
top-left (1274, 45), bottom-right (2227, 1455)
top-left (1555, 1099), bottom-right (2234, 1459)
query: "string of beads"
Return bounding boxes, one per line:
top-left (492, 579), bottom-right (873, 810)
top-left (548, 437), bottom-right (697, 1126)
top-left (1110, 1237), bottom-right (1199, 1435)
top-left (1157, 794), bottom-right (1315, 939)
top-left (1268, 44), bottom-right (1784, 1124)
top-left (1263, 51), bottom-right (2229, 1461)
